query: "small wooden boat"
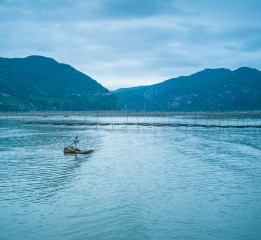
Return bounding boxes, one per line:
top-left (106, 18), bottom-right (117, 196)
top-left (64, 147), bottom-right (94, 154)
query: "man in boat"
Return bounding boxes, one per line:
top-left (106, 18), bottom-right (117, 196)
top-left (65, 136), bottom-right (80, 152)
top-left (72, 136), bottom-right (80, 151)
top-left (73, 136), bottom-right (79, 148)
top-left (64, 136), bottom-right (93, 154)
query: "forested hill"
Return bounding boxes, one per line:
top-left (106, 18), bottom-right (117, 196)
top-left (0, 56), bottom-right (118, 111)
top-left (114, 67), bottom-right (261, 111)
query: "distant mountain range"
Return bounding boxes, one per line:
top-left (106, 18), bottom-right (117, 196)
top-left (0, 56), bottom-right (118, 111)
top-left (114, 67), bottom-right (261, 111)
top-left (0, 55), bottom-right (260, 112)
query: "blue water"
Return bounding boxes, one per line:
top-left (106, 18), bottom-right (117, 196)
top-left (0, 118), bottom-right (261, 239)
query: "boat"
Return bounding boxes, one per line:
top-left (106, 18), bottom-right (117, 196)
top-left (64, 146), bottom-right (94, 154)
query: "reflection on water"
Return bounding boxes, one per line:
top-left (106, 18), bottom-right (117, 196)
top-left (0, 118), bottom-right (261, 240)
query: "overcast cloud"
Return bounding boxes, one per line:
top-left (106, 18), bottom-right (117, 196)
top-left (1, 0), bottom-right (261, 89)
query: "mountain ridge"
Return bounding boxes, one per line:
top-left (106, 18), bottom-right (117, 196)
top-left (1, 56), bottom-right (260, 112)
top-left (0, 55), bottom-right (119, 111)
top-left (114, 67), bottom-right (261, 111)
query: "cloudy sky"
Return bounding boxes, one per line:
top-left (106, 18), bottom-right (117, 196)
top-left (1, 0), bottom-right (261, 89)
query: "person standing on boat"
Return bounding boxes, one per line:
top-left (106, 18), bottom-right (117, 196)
top-left (73, 136), bottom-right (79, 150)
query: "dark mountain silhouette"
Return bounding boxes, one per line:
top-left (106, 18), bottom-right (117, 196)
top-left (0, 56), bottom-right (119, 111)
top-left (114, 67), bottom-right (261, 111)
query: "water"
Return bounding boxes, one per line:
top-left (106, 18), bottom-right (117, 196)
top-left (0, 116), bottom-right (261, 239)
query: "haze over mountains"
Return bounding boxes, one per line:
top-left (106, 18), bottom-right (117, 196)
top-left (0, 56), bottom-right (260, 112)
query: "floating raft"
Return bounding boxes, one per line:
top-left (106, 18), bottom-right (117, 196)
top-left (64, 147), bottom-right (94, 154)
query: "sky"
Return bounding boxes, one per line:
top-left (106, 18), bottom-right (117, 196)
top-left (0, 0), bottom-right (261, 90)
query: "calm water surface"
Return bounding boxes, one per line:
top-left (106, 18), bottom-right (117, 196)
top-left (0, 118), bottom-right (261, 240)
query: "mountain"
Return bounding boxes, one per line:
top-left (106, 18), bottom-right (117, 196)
top-left (0, 56), bottom-right (119, 111)
top-left (114, 67), bottom-right (261, 111)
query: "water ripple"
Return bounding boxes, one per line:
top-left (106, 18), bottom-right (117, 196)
top-left (0, 120), bottom-right (261, 239)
